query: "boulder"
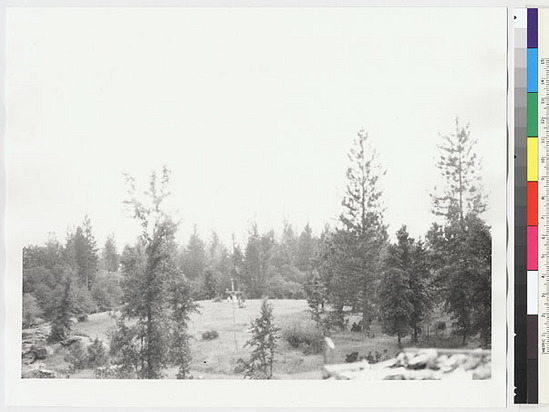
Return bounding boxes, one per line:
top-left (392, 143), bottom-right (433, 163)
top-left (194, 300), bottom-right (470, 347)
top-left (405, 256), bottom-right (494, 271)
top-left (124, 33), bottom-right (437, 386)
top-left (322, 348), bottom-right (491, 380)
top-left (60, 336), bottom-right (82, 347)
top-left (37, 369), bottom-right (57, 378)
top-left (408, 350), bottom-right (438, 370)
top-left (22, 350), bottom-right (35, 365)
top-left (472, 363), bottom-right (491, 380)
top-left (32, 346), bottom-right (49, 360)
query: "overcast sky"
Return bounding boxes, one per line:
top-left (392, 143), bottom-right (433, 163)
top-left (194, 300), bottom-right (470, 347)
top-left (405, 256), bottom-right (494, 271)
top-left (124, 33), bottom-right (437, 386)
top-left (6, 7), bottom-right (507, 250)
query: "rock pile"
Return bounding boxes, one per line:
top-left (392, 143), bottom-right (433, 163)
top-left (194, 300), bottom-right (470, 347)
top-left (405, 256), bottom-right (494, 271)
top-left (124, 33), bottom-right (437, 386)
top-left (322, 348), bottom-right (491, 380)
top-left (22, 325), bottom-right (50, 364)
top-left (26, 364), bottom-right (58, 379)
top-left (95, 364), bottom-right (124, 379)
top-left (36, 369), bottom-right (57, 379)
top-left (22, 344), bottom-right (52, 365)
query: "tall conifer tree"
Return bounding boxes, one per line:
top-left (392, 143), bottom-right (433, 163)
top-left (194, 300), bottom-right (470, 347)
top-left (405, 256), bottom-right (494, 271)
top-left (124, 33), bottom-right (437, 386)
top-left (429, 119), bottom-right (491, 345)
top-left (338, 129), bottom-right (387, 331)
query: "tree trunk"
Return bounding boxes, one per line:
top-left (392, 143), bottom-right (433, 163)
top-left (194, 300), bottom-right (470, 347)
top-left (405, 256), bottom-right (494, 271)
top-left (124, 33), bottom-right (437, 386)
top-left (146, 304), bottom-right (153, 378)
top-left (397, 333), bottom-right (402, 348)
top-left (140, 336), bottom-right (144, 374)
top-left (336, 305), bottom-right (346, 330)
top-left (362, 301), bottom-right (371, 333)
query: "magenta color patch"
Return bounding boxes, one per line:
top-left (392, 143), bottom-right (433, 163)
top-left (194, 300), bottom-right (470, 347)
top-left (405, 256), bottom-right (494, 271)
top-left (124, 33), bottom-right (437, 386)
top-left (528, 226), bottom-right (538, 270)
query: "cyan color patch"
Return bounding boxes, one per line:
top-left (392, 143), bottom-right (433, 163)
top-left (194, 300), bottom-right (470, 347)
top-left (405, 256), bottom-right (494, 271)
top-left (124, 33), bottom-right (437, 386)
top-left (528, 48), bottom-right (538, 92)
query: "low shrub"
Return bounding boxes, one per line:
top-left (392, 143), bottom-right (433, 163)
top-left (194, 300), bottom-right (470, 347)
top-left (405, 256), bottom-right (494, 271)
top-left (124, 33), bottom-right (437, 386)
top-left (77, 314), bottom-right (89, 322)
top-left (94, 364), bottom-right (135, 379)
top-left (87, 337), bottom-right (108, 368)
top-left (362, 350), bottom-right (385, 364)
top-left (345, 349), bottom-right (389, 364)
top-left (64, 337), bottom-right (109, 371)
top-left (345, 351), bottom-right (359, 363)
top-left (234, 358), bottom-right (247, 374)
top-left (202, 330), bottom-right (219, 341)
top-left (435, 321), bottom-right (446, 333)
top-left (283, 323), bottom-right (324, 355)
top-left (350, 320), bottom-right (363, 332)
top-left (64, 341), bottom-right (88, 371)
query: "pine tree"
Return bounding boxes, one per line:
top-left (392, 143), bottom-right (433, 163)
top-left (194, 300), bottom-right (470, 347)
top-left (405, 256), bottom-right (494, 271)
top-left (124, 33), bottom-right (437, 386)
top-left (429, 120), bottom-right (491, 345)
top-left (23, 237), bottom-right (68, 321)
top-left (378, 267), bottom-right (412, 348)
top-left (48, 271), bottom-right (78, 342)
top-left (408, 240), bottom-right (433, 343)
top-left (119, 166), bottom-right (197, 378)
top-left (276, 221), bottom-right (297, 268)
top-left (102, 234), bottom-right (119, 273)
top-left (230, 238), bottom-right (245, 293)
top-left (466, 216), bottom-right (491, 347)
top-left (259, 230), bottom-right (275, 294)
top-left (315, 229), bottom-right (357, 330)
top-left (87, 337), bottom-right (108, 368)
top-left (203, 268), bottom-right (219, 299)
top-left (109, 318), bottom-right (140, 378)
top-left (431, 118), bottom-right (486, 223)
top-left (378, 227), bottom-right (413, 347)
top-left (180, 227), bottom-right (207, 280)
top-left (65, 216), bottom-right (99, 290)
top-left (207, 232), bottom-right (232, 295)
top-left (242, 298), bottom-right (279, 379)
top-left (434, 215), bottom-right (492, 345)
top-left (243, 224), bottom-right (261, 297)
top-left (305, 268), bottom-right (328, 331)
top-left (335, 129), bottom-right (387, 331)
top-left (168, 272), bottom-right (198, 378)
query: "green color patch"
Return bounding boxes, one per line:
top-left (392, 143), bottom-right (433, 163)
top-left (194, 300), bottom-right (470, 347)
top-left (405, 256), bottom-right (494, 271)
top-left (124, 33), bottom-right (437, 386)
top-left (527, 92), bottom-right (538, 137)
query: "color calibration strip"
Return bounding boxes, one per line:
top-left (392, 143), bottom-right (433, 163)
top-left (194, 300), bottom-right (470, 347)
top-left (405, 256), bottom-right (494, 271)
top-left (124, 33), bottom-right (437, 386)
top-left (515, 8), bottom-right (541, 404)
top-left (527, 8), bottom-right (539, 405)
top-left (515, 8), bottom-right (529, 403)
top-left (517, 8), bottom-right (549, 404)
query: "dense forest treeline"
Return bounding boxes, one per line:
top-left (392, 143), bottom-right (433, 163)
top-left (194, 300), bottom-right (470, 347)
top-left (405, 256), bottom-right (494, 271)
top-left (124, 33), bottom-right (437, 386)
top-left (23, 218), bottom-right (321, 320)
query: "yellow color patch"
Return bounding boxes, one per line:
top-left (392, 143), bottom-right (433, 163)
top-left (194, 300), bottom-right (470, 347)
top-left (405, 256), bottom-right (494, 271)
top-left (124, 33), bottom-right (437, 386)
top-left (528, 137), bottom-right (538, 181)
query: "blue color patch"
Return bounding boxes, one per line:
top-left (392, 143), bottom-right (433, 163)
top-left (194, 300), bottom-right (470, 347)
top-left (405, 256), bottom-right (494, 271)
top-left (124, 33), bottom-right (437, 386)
top-left (527, 48), bottom-right (538, 92)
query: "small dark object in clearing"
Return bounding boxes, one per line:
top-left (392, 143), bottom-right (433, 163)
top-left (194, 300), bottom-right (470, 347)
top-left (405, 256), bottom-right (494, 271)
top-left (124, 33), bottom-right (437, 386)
top-left (345, 351), bottom-right (359, 363)
top-left (202, 330), bottom-right (219, 341)
top-left (351, 321), bottom-right (363, 332)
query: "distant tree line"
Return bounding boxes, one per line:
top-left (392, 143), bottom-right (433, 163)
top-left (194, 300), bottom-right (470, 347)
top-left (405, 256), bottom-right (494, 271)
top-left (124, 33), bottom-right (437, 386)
top-left (23, 210), bottom-right (325, 329)
top-left (185, 220), bottom-right (320, 302)
top-left (23, 217), bottom-right (123, 338)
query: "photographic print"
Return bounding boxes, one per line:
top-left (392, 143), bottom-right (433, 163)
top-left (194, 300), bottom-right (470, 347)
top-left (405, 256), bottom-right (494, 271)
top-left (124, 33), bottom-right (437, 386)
top-left (4, 5), bottom-right (507, 408)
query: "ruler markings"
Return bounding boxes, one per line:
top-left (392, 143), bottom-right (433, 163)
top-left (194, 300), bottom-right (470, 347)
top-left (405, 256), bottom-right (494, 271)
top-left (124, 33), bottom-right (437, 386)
top-left (538, 45), bottom-right (549, 366)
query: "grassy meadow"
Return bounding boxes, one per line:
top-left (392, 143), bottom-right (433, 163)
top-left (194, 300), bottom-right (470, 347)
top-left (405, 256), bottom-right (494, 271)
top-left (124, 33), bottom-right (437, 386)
top-left (22, 299), bottom-right (480, 379)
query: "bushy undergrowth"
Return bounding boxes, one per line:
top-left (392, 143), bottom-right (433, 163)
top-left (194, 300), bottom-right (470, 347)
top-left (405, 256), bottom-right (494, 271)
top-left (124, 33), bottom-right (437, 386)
top-left (64, 342), bottom-right (88, 371)
top-left (201, 330), bottom-right (219, 341)
top-left (345, 349), bottom-right (389, 364)
top-left (64, 337), bottom-right (108, 372)
top-left (283, 323), bottom-right (324, 355)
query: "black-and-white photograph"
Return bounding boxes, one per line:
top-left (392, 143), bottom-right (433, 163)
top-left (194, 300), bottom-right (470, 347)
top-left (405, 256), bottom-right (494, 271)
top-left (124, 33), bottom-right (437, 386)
top-left (4, 5), bottom-right (508, 407)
